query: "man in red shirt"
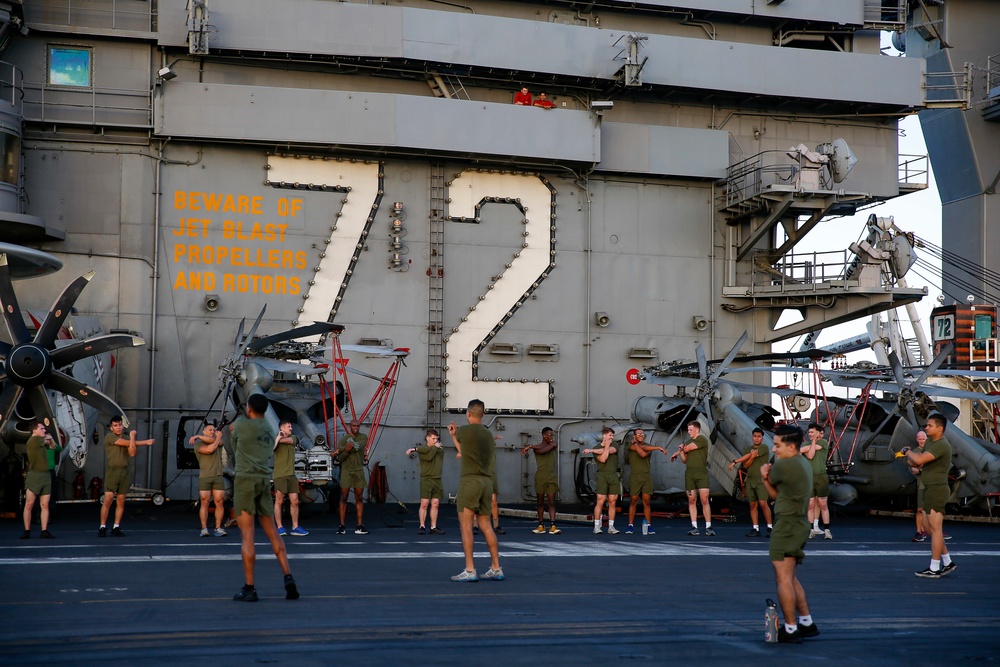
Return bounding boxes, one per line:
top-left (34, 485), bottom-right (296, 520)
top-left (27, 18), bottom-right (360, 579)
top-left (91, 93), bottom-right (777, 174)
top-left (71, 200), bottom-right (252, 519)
top-left (533, 92), bottom-right (556, 109)
top-left (513, 87), bottom-right (532, 105)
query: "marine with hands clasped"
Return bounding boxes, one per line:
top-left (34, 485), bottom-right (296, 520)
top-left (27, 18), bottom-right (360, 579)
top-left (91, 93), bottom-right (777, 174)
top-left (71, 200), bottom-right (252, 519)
top-left (804, 423), bottom-right (832, 540)
top-left (729, 427), bottom-right (773, 537)
top-left (583, 427), bottom-right (621, 535)
top-left (407, 429), bottom-right (446, 535)
top-left (671, 420), bottom-right (714, 536)
top-left (273, 420), bottom-right (308, 537)
top-left (625, 429), bottom-right (666, 535)
top-left (337, 420), bottom-right (369, 536)
top-left (190, 422), bottom-right (227, 537)
top-left (522, 427), bottom-right (561, 535)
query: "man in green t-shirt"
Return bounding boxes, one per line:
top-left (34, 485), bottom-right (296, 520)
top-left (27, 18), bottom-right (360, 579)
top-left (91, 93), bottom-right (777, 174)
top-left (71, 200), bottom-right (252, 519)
top-left (273, 420), bottom-right (308, 537)
top-left (583, 427), bottom-right (621, 535)
top-left (407, 428), bottom-right (446, 534)
top-left (190, 422), bottom-right (227, 537)
top-left (230, 393), bottom-right (298, 602)
top-left (625, 429), bottom-right (666, 535)
top-left (904, 413), bottom-right (955, 578)
top-left (21, 420), bottom-right (57, 539)
top-left (336, 420), bottom-right (369, 535)
top-left (447, 399), bottom-right (503, 582)
top-left (728, 427), bottom-right (773, 537)
top-left (804, 423), bottom-right (832, 540)
top-left (522, 427), bottom-right (561, 535)
top-left (99, 416), bottom-right (154, 538)
top-left (670, 420), bottom-right (714, 536)
top-left (761, 423), bottom-right (819, 644)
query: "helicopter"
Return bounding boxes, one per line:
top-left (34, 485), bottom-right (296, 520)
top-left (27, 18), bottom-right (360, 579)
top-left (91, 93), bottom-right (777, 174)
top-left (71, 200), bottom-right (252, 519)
top-left (572, 331), bottom-right (1000, 514)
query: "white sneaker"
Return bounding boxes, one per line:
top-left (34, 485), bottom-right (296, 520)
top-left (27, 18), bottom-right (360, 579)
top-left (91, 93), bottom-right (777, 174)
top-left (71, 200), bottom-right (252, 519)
top-left (608, 525), bottom-right (620, 535)
top-left (824, 528), bottom-right (833, 540)
top-left (199, 528), bottom-right (210, 537)
top-left (593, 525), bottom-right (603, 534)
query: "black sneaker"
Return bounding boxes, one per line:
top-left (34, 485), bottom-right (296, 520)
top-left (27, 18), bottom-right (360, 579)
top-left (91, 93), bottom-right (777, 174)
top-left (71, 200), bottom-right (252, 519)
top-left (418, 526), bottom-right (426, 535)
top-left (336, 525), bottom-right (345, 535)
top-left (473, 525), bottom-right (479, 535)
top-left (940, 562), bottom-right (957, 576)
top-left (233, 586), bottom-right (259, 602)
top-left (778, 626), bottom-right (802, 644)
top-left (40, 530), bottom-right (55, 539)
top-left (798, 622), bottom-right (820, 638)
top-left (355, 525), bottom-right (369, 535)
top-left (284, 574), bottom-right (300, 600)
top-left (704, 528), bottom-right (716, 536)
top-left (494, 526), bottom-right (506, 535)
top-left (914, 567), bottom-right (942, 579)
top-left (430, 527), bottom-right (446, 535)
top-left (687, 528), bottom-right (700, 536)
top-left (111, 527), bottom-right (125, 537)
top-left (766, 527), bottom-right (772, 537)
top-left (98, 526), bottom-right (107, 538)
top-left (746, 528), bottom-right (760, 537)
top-left (19, 530), bottom-right (30, 540)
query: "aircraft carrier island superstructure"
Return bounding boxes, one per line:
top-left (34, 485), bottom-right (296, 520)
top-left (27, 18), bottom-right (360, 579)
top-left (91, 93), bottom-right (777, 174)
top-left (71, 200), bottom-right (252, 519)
top-left (0, 1), bottom-right (988, 505)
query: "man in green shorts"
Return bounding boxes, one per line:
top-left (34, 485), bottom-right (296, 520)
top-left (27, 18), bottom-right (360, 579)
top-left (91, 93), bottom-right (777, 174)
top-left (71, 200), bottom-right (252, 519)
top-left (448, 399), bottom-right (503, 582)
top-left (671, 420), bottom-right (714, 536)
top-left (523, 427), bottom-right (561, 534)
top-left (583, 427), bottom-right (620, 535)
top-left (905, 413), bottom-right (955, 578)
top-left (625, 428), bottom-right (665, 535)
top-left (21, 420), bottom-right (57, 539)
top-left (336, 420), bottom-right (368, 535)
top-left (761, 423), bottom-right (819, 644)
top-left (729, 427), bottom-right (773, 537)
top-left (99, 416), bottom-right (154, 537)
top-left (230, 393), bottom-right (298, 602)
top-left (407, 428), bottom-right (446, 534)
top-left (190, 422), bottom-right (227, 537)
top-left (804, 423), bottom-right (832, 540)
top-left (273, 420), bottom-right (308, 537)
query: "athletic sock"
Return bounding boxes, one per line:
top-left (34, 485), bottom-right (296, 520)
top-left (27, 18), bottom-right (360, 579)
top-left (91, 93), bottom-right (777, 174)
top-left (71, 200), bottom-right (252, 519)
top-left (930, 559), bottom-right (941, 571)
top-left (941, 553), bottom-right (952, 566)
top-left (823, 523), bottom-right (829, 530)
top-left (705, 522), bottom-right (712, 529)
top-left (798, 614), bottom-right (813, 626)
top-left (813, 520), bottom-right (820, 529)
top-left (752, 525), bottom-right (759, 531)
top-left (691, 522), bottom-right (698, 529)
top-left (767, 524), bottom-right (773, 529)
top-left (113, 524), bottom-right (120, 529)
top-left (784, 623), bottom-right (797, 633)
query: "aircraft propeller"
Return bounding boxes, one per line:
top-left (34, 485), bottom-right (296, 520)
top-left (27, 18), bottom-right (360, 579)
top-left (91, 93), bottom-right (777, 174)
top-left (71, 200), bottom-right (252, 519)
top-left (0, 253), bottom-right (144, 440)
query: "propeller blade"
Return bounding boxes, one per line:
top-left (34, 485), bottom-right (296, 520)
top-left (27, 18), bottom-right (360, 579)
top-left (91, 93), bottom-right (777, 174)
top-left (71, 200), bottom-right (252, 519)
top-left (32, 271), bottom-right (95, 347)
top-left (239, 306), bottom-right (267, 355)
top-left (47, 370), bottom-right (129, 428)
top-left (723, 380), bottom-right (804, 397)
top-left (27, 386), bottom-right (60, 445)
top-left (911, 342), bottom-right (954, 390)
top-left (695, 344), bottom-right (707, 381)
top-left (664, 400), bottom-right (699, 448)
top-left (906, 404), bottom-right (919, 430)
top-left (644, 376), bottom-right (700, 387)
top-left (50, 334), bottom-right (145, 369)
top-left (707, 330), bottom-right (749, 386)
top-left (246, 321), bottom-right (343, 352)
top-left (219, 379), bottom-right (235, 424)
top-left (248, 356), bottom-right (328, 376)
top-left (913, 384), bottom-right (1000, 403)
top-left (0, 381), bottom-right (24, 425)
top-left (0, 253), bottom-right (31, 344)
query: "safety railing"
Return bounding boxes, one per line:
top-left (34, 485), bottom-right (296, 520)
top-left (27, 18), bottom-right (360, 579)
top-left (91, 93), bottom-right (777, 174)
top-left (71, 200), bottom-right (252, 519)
top-left (924, 63), bottom-right (973, 109)
top-left (751, 248), bottom-right (861, 292)
top-left (22, 82), bottom-right (152, 128)
top-left (720, 149), bottom-right (797, 210)
top-left (0, 61), bottom-right (24, 114)
top-left (23, 0), bottom-right (155, 33)
top-left (862, 0), bottom-right (907, 30)
top-left (898, 153), bottom-right (929, 190)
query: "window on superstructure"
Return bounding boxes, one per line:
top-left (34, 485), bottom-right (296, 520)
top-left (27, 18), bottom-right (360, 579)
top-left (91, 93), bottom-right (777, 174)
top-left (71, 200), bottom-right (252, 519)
top-left (47, 46), bottom-right (92, 87)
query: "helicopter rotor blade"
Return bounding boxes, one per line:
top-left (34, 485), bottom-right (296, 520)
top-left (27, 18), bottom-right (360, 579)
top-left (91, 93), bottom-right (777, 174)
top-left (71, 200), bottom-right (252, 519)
top-left (707, 330), bottom-right (749, 386)
top-left (695, 344), bottom-right (707, 381)
top-left (238, 306), bottom-right (267, 356)
top-left (246, 321), bottom-right (343, 352)
top-left (911, 342), bottom-right (955, 390)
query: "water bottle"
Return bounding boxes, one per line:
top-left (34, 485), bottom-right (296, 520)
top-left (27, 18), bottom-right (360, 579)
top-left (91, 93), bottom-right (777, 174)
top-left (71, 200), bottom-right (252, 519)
top-left (764, 598), bottom-right (779, 643)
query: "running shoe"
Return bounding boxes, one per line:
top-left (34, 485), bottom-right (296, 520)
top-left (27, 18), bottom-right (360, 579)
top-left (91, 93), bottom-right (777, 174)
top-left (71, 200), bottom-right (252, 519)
top-left (214, 527), bottom-right (227, 537)
top-left (914, 567), bottom-right (942, 579)
top-left (355, 525), bottom-right (369, 535)
top-left (200, 528), bottom-right (211, 537)
top-left (608, 525), bottom-right (619, 535)
top-left (336, 525), bottom-right (346, 535)
top-left (233, 586), bottom-right (259, 602)
top-left (481, 567), bottom-right (505, 581)
top-left (625, 524), bottom-right (635, 534)
top-left (777, 626), bottom-right (802, 644)
top-left (940, 562), bottom-right (957, 576)
top-left (290, 527), bottom-right (309, 537)
top-left (40, 530), bottom-right (55, 539)
top-left (912, 532), bottom-right (927, 542)
top-left (111, 527), bottom-right (125, 537)
top-left (98, 526), bottom-right (107, 538)
top-left (450, 569), bottom-right (478, 582)
top-left (798, 622), bottom-right (820, 638)
top-left (418, 526), bottom-right (426, 535)
top-left (430, 527), bottom-right (446, 535)
top-left (704, 528), bottom-right (716, 536)
top-left (687, 528), bottom-right (700, 536)
top-left (277, 526), bottom-right (287, 537)
top-left (548, 525), bottom-right (561, 535)
top-left (746, 528), bottom-right (760, 537)
top-left (824, 529), bottom-right (833, 540)
top-left (19, 530), bottom-right (29, 540)
top-left (284, 574), bottom-right (300, 600)
top-left (645, 525), bottom-right (656, 536)
top-left (532, 524), bottom-right (546, 534)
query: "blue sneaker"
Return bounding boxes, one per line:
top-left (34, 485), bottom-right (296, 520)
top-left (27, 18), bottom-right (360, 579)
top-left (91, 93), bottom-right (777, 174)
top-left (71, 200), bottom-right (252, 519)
top-left (277, 526), bottom-right (287, 537)
top-left (625, 524), bottom-right (635, 534)
top-left (290, 526), bottom-right (309, 537)
top-left (646, 525), bottom-right (656, 535)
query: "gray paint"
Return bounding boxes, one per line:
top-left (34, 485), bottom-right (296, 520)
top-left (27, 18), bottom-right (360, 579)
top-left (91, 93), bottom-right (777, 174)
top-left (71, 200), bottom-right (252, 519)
top-left (600, 122), bottom-right (729, 178)
top-left (156, 2), bottom-right (923, 107)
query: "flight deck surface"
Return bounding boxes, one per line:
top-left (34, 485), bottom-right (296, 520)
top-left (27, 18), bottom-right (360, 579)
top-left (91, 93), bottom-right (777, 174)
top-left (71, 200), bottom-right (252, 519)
top-left (2, 504), bottom-right (997, 665)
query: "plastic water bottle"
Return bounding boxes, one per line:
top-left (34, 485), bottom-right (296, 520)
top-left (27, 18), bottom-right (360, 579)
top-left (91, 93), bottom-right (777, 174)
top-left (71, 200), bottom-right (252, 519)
top-left (641, 519), bottom-right (648, 535)
top-left (764, 598), bottom-right (779, 643)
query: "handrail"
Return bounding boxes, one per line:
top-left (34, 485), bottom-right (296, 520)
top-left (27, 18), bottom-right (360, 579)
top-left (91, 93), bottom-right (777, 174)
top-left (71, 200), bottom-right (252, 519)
top-left (0, 61), bottom-right (24, 113)
top-left (21, 81), bottom-right (152, 128)
top-left (25, 0), bottom-right (156, 32)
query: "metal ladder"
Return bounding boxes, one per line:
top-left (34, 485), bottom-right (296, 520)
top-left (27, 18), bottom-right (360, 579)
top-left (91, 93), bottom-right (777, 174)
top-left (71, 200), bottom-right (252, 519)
top-left (426, 164), bottom-right (447, 428)
top-left (426, 73), bottom-right (470, 101)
